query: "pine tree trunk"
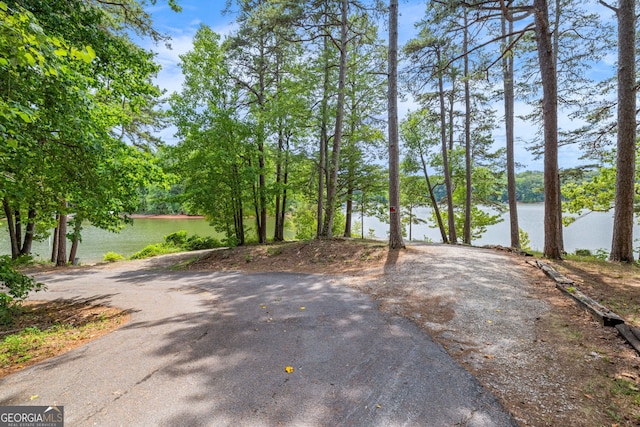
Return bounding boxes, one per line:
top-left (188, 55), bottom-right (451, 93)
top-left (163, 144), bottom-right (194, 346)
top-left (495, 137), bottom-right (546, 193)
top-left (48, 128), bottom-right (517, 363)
top-left (316, 36), bottom-right (330, 239)
top-left (388, 0), bottom-right (405, 249)
top-left (420, 154), bottom-right (448, 244)
top-left (610, 0), bottom-right (636, 262)
top-left (279, 143), bottom-right (289, 242)
top-left (533, 0), bottom-right (563, 259)
top-left (274, 131), bottom-right (284, 242)
top-left (502, 14), bottom-right (520, 249)
top-left (322, 0), bottom-right (348, 238)
top-left (437, 49), bottom-right (457, 244)
top-left (463, 9), bottom-right (472, 245)
top-left (344, 186), bottom-right (353, 237)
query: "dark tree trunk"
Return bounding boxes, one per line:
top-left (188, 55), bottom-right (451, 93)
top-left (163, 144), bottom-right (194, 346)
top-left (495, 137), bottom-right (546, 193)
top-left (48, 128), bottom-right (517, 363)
top-left (279, 140), bottom-right (289, 242)
top-left (463, 9), bottom-right (472, 245)
top-left (51, 218), bottom-right (59, 264)
top-left (502, 13), bottom-right (520, 249)
top-left (258, 149), bottom-right (267, 244)
top-left (420, 153), bottom-right (448, 243)
top-left (69, 238), bottom-right (79, 265)
top-left (316, 36), bottom-right (330, 239)
top-left (274, 131), bottom-right (285, 242)
top-left (610, 0), bottom-right (636, 262)
top-left (437, 49), bottom-right (457, 244)
top-left (21, 208), bottom-right (37, 255)
top-left (56, 209), bottom-right (68, 266)
top-left (344, 185), bottom-right (353, 238)
top-left (533, 0), bottom-right (563, 259)
top-left (14, 209), bottom-right (22, 253)
top-left (68, 216), bottom-right (82, 265)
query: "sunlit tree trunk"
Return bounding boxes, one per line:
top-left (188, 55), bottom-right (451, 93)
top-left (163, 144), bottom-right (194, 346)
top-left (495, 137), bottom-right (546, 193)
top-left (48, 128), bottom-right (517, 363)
top-left (388, 0), bottom-right (405, 249)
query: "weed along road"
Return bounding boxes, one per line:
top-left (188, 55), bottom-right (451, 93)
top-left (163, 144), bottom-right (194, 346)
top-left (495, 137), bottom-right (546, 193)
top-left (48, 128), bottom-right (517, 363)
top-left (0, 252), bottom-right (517, 427)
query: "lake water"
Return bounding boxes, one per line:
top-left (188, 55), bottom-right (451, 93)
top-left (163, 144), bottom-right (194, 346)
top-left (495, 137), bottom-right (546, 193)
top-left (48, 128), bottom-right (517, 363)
top-left (358, 203), bottom-right (635, 254)
top-left (0, 204), bottom-right (635, 263)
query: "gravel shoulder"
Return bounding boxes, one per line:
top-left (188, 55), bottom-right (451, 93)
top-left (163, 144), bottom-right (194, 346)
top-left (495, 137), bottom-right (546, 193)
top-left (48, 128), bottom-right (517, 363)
top-left (343, 243), bottom-right (639, 427)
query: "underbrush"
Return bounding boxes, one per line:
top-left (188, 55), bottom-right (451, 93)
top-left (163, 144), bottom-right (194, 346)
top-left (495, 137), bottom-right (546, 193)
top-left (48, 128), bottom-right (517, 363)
top-left (0, 256), bottom-right (45, 325)
top-left (126, 230), bottom-right (224, 260)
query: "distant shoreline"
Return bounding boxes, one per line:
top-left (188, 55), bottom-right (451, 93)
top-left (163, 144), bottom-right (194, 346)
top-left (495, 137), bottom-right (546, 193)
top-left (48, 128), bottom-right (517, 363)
top-left (130, 214), bottom-right (205, 220)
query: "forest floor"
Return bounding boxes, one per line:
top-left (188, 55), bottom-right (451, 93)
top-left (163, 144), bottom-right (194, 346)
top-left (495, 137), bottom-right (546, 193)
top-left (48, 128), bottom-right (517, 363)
top-left (2, 239), bottom-right (639, 426)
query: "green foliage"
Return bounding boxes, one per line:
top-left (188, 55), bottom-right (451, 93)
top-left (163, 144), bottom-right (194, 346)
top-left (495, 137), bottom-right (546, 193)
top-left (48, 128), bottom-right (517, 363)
top-left (293, 204), bottom-right (318, 240)
top-left (498, 171), bottom-right (545, 203)
top-left (129, 231), bottom-right (223, 260)
top-left (164, 230), bottom-right (222, 251)
top-left (169, 27), bottom-right (254, 245)
top-left (0, 256), bottom-right (45, 324)
top-left (435, 206), bottom-right (503, 242)
top-left (103, 252), bottom-right (125, 262)
top-left (0, 0), bottom-right (171, 263)
top-left (129, 244), bottom-right (177, 260)
top-left (574, 249), bottom-right (592, 256)
top-left (519, 229), bottom-right (532, 251)
top-left (292, 203), bottom-right (345, 240)
top-left (164, 230), bottom-right (188, 247)
top-left (594, 249), bottom-right (609, 260)
top-left (562, 167), bottom-right (617, 225)
top-left (183, 235), bottom-right (221, 251)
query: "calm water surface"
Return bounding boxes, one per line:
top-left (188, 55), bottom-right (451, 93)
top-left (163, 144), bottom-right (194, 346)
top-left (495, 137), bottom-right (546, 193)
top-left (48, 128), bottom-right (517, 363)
top-left (360, 203), bottom-right (636, 254)
top-left (0, 204), bottom-right (636, 263)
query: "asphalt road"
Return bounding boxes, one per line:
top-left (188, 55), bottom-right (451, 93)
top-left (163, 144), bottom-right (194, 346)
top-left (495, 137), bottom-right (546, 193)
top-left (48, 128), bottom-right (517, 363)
top-left (0, 252), bottom-right (517, 427)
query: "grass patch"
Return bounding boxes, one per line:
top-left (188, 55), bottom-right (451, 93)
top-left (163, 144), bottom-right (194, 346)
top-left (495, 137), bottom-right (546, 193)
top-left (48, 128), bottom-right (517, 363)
top-left (0, 301), bottom-right (129, 378)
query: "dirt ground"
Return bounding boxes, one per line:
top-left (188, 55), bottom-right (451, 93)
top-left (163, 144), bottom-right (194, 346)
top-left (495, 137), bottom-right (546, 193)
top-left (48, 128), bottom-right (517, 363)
top-left (5, 239), bottom-right (640, 426)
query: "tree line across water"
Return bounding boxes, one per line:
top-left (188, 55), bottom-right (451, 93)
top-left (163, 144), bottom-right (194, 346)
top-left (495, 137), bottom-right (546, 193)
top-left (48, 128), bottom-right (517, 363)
top-left (1, 0), bottom-right (638, 275)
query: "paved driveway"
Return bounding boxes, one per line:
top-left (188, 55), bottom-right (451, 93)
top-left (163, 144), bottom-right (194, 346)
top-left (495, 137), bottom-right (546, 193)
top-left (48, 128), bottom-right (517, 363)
top-left (0, 253), bottom-right (516, 426)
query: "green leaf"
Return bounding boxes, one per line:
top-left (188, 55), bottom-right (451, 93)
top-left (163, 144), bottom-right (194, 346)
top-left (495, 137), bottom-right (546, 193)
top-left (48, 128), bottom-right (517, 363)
top-left (23, 52), bottom-right (36, 66)
top-left (16, 111), bottom-right (32, 123)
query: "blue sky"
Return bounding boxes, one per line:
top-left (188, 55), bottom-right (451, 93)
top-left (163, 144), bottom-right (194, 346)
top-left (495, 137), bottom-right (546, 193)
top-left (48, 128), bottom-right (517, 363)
top-left (139, 1), bottom-right (617, 171)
